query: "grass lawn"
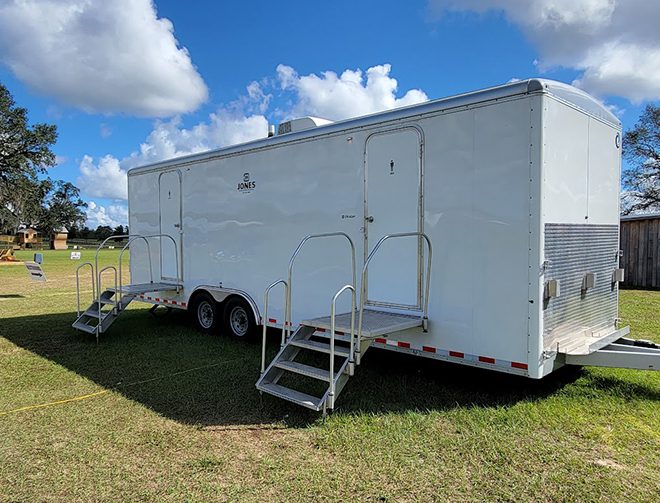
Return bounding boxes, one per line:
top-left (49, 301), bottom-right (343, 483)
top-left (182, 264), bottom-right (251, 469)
top-left (1, 250), bottom-right (658, 502)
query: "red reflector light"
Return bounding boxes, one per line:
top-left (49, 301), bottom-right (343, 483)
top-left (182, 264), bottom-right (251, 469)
top-left (479, 356), bottom-right (495, 364)
top-left (511, 361), bottom-right (528, 370)
top-left (268, 318), bottom-right (277, 323)
top-left (449, 351), bottom-right (464, 358)
top-left (374, 338), bottom-right (387, 344)
top-left (422, 346), bottom-right (436, 353)
top-left (397, 341), bottom-right (411, 348)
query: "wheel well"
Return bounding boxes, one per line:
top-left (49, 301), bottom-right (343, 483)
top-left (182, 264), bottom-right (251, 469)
top-left (189, 287), bottom-right (261, 325)
top-left (188, 289), bottom-right (213, 309)
top-left (220, 294), bottom-right (260, 325)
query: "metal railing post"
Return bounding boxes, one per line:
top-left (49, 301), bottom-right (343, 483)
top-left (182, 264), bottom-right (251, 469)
top-left (329, 284), bottom-right (355, 409)
top-left (75, 262), bottom-right (95, 317)
top-left (261, 279), bottom-right (289, 375)
top-left (357, 232), bottom-right (432, 364)
top-left (286, 232), bottom-right (356, 342)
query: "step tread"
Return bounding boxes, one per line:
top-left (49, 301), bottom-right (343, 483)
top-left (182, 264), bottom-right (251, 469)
top-left (289, 339), bottom-right (350, 357)
top-left (72, 320), bottom-right (97, 333)
top-left (274, 360), bottom-right (332, 382)
top-left (258, 382), bottom-right (322, 411)
top-left (83, 308), bottom-right (113, 318)
top-left (302, 309), bottom-right (423, 337)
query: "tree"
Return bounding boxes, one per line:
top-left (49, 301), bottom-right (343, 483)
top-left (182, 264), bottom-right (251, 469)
top-left (0, 82), bottom-right (88, 235)
top-left (622, 104), bottom-right (660, 214)
top-left (38, 181), bottom-right (87, 235)
top-left (0, 82), bottom-right (57, 189)
top-left (0, 174), bottom-right (50, 233)
top-left (94, 225), bottom-right (114, 240)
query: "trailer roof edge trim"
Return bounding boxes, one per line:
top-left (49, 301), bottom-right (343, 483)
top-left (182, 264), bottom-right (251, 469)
top-left (128, 78), bottom-right (620, 176)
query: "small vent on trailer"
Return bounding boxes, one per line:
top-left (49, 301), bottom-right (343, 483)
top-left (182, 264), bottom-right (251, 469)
top-left (277, 116), bottom-right (333, 135)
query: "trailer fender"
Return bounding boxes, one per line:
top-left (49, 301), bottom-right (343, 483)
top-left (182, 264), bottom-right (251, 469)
top-left (190, 286), bottom-right (261, 325)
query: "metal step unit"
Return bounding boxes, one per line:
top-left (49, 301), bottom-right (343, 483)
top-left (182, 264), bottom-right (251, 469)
top-left (73, 284), bottom-right (181, 341)
top-left (256, 310), bottom-right (425, 413)
top-left (256, 324), bottom-right (355, 413)
top-left (73, 233), bottom-right (183, 342)
top-left (256, 231), bottom-right (432, 414)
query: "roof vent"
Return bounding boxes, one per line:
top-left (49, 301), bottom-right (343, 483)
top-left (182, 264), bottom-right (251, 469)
top-left (277, 116), bottom-right (333, 135)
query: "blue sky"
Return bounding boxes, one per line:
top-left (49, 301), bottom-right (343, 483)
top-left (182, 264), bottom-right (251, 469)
top-left (0, 0), bottom-right (658, 227)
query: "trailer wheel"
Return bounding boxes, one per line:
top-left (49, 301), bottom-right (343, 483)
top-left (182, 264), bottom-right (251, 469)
top-left (223, 297), bottom-right (257, 340)
top-left (191, 292), bottom-right (219, 334)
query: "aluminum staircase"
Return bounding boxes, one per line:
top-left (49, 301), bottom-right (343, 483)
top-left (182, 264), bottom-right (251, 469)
top-left (256, 231), bottom-right (432, 414)
top-left (256, 308), bottom-right (426, 412)
top-left (72, 289), bottom-right (133, 335)
top-left (72, 234), bottom-right (182, 342)
top-left (257, 325), bottom-right (353, 412)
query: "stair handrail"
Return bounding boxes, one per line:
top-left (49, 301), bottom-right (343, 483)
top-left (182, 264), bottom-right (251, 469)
top-left (286, 232), bottom-right (356, 341)
top-left (261, 279), bottom-right (289, 376)
top-left (118, 235), bottom-right (153, 297)
top-left (94, 233), bottom-right (180, 311)
top-left (329, 284), bottom-right (356, 410)
top-left (357, 232), bottom-right (432, 362)
top-left (75, 262), bottom-right (96, 317)
top-left (139, 233), bottom-right (181, 288)
top-left (97, 265), bottom-right (118, 337)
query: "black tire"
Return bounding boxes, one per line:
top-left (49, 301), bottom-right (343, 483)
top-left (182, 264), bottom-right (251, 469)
top-left (191, 292), bottom-right (219, 334)
top-left (222, 297), bottom-right (257, 340)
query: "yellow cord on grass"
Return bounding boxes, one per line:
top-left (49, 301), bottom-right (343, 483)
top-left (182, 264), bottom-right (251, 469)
top-left (0, 390), bottom-right (110, 417)
top-left (0, 358), bottom-right (249, 417)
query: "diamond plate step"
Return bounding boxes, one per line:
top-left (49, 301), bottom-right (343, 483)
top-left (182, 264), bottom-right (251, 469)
top-left (83, 306), bottom-right (114, 318)
top-left (274, 360), bottom-right (332, 382)
top-left (258, 383), bottom-right (322, 411)
top-left (289, 339), bottom-right (350, 357)
top-left (303, 309), bottom-right (422, 338)
top-left (73, 320), bottom-right (97, 333)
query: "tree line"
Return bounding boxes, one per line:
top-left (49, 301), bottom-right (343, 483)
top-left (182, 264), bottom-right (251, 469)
top-left (0, 82), bottom-right (86, 236)
top-left (69, 224), bottom-right (129, 241)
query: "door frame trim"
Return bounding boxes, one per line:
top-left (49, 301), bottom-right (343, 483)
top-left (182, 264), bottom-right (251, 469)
top-left (363, 124), bottom-right (425, 310)
top-left (158, 169), bottom-right (183, 282)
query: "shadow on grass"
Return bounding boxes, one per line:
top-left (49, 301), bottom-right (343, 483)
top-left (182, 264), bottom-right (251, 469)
top-left (2, 309), bottom-right (657, 427)
top-left (0, 294), bottom-right (24, 299)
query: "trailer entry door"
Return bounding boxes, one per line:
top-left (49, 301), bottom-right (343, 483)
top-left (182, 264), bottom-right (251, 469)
top-left (158, 170), bottom-right (182, 281)
top-left (365, 128), bottom-right (422, 309)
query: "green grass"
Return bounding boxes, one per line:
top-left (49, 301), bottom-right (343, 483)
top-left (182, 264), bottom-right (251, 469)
top-left (1, 250), bottom-right (658, 502)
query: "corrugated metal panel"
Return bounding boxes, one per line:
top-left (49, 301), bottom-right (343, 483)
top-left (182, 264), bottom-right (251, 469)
top-left (543, 224), bottom-right (619, 342)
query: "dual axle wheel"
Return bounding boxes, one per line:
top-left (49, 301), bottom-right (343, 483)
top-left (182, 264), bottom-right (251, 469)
top-left (191, 292), bottom-right (256, 339)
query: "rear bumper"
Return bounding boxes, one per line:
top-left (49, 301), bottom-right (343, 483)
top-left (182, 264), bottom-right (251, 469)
top-left (549, 325), bottom-right (630, 356)
top-left (565, 337), bottom-right (660, 371)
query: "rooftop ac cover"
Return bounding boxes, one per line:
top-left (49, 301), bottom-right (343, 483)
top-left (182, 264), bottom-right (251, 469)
top-left (277, 116), bottom-right (333, 135)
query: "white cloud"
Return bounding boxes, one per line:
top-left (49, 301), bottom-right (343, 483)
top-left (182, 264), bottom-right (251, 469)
top-left (0, 0), bottom-right (207, 117)
top-left (77, 64), bottom-right (426, 201)
top-left (78, 155), bottom-right (128, 200)
top-left (100, 124), bottom-right (112, 139)
top-left (276, 63), bottom-right (428, 120)
top-left (78, 83), bottom-right (270, 200)
top-left (85, 201), bottom-right (128, 228)
top-left (430, 0), bottom-right (660, 102)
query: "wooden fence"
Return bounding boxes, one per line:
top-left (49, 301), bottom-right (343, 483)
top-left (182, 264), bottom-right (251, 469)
top-left (620, 214), bottom-right (660, 289)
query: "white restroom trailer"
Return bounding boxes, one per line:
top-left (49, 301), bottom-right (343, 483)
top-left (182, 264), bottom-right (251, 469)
top-left (75, 78), bottom-right (658, 411)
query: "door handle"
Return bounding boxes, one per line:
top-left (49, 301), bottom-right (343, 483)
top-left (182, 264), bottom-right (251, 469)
top-left (174, 223), bottom-right (181, 228)
top-left (365, 216), bottom-right (374, 223)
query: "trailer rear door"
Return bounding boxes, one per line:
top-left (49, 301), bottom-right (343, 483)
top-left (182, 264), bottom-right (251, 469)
top-left (158, 170), bottom-right (182, 281)
top-left (364, 128), bottom-right (422, 309)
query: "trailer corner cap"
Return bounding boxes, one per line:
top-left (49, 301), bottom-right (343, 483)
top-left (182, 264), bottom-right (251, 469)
top-left (526, 79), bottom-right (547, 92)
top-left (278, 116), bottom-right (333, 135)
